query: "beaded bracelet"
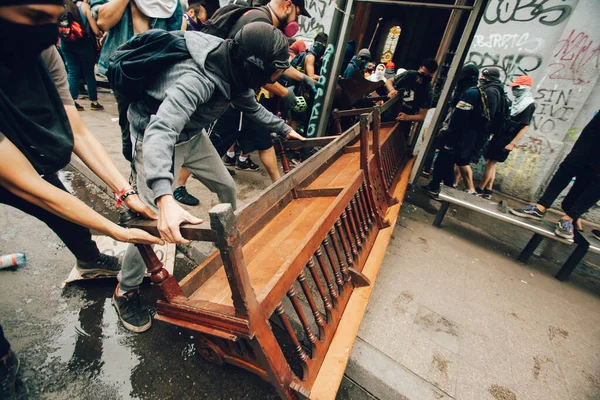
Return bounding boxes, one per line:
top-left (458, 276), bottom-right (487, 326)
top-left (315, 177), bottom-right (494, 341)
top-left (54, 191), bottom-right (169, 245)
top-left (114, 185), bottom-right (136, 208)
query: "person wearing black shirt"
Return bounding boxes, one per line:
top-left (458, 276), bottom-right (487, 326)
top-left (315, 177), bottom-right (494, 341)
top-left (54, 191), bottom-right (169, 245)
top-left (478, 75), bottom-right (536, 199)
top-left (385, 58), bottom-right (438, 140)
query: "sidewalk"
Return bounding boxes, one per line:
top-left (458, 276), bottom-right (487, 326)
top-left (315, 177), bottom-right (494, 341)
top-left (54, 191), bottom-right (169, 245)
top-left (340, 190), bottom-right (600, 400)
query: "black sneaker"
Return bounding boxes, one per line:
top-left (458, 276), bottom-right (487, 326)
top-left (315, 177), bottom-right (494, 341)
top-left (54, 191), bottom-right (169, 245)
top-left (173, 186), bottom-right (200, 206)
top-left (90, 102), bottom-right (104, 111)
top-left (0, 350), bottom-right (19, 400)
top-left (420, 184), bottom-right (440, 198)
top-left (77, 253), bottom-right (120, 278)
top-left (236, 157), bottom-right (260, 171)
top-left (112, 286), bottom-right (152, 333)
top-left (223, 154), bottom-right (236, 167)
top-left (477, 188), bottom-right (493, 200)
top-left (555, 219), bottom-right (574, 240)
top-left (592, 229), bottom-right (600, 241)
top-left (475, 187), bottom-right (483, 195)
top-left (74, 101), bottom-right (84, 111)
top-left (510, 204), bottom-right (545, 220)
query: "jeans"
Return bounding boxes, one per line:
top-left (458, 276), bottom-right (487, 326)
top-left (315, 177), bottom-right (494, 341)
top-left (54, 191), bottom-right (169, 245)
top-left (118, 133), bottom-right (237, 293)
top-left (61, 38), bottom-right (98, 102)
top-left (538, 113), bottom-right (600, 220)
top-left (0, 173), bottom-right (100, 262)
top-left (0, 324), bottom-right (9, 357)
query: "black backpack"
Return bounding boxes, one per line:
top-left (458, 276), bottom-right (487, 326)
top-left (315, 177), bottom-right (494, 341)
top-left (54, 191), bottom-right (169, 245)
top-left (201, 4), bottom-right (270, 39)
top-left (107, 30), bottom-right (190, 102)
top-left (58, 1), bottom-right (85, 42)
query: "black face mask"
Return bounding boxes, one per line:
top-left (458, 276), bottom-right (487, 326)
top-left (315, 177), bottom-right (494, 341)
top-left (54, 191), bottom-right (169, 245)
top-left (311, 42), bottom-right (325, 58)
top-left (0, 18), bottom-right (59, 66)
top-left (417, 72), bottom-right (432, 84)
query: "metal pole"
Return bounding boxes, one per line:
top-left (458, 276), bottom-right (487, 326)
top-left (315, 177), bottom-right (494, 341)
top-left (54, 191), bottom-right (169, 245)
top-left (409, 0), bottom-right (489, 185)
top-left (315, 0), bottom-right (356, 137)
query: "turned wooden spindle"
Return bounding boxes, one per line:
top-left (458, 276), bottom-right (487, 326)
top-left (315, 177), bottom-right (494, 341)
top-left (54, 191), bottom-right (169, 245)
top-left (346, 204), bottom-right (363, 248)
top-left (135, 244), bottom-right (183, 302)
top-left (335, 219), bottom-right (355, 268)
top-left (306, 259), bottom-right (333, 317)
top-left (275, 304), bottom-right (309, 364)
top-left (354, 193), bottom-right (370, 234)
top-left (361, 182), bottom-right (376, 222)
top-left (351, 197), bottom-right (367, 243)
top-left (314, 247), bottom-right (339, 304)
top-left (358, 185), bottom-right (373, 226)
top-left (287, 287), bottom-right (318, 346)
top-left (322, 235), bottom-right (345, 291)
top-left (329, 228), bottom-right (350, 282)
top-left (297, 271), bottom-right (326, 339)
top-left (341, 211), bottom-right (359, 257)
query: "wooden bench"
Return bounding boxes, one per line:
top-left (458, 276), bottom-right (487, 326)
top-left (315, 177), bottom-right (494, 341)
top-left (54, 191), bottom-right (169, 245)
top-left (129, 99), bottom-right (412, 399)
top-left (432, 187), bottom-right (598, 281)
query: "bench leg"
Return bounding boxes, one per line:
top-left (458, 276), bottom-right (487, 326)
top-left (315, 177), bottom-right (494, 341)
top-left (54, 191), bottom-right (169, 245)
top-left (555, 243), bottom-right (589, 281)
top-left (518, 233), bottom-right (543, 263)
top-left (433, 201), bottom-right (450, 228)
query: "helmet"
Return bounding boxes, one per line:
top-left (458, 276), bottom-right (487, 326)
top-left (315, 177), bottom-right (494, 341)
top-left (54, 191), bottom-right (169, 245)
top-left (293, 96), bottom-right (307, 112)
top-left (234, 22), bottom-right (291, 90)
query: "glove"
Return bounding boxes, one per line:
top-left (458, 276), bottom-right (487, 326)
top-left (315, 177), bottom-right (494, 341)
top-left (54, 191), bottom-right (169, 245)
top-left (302, 75), bottom-right (318, 92)
top-left (280, 87), bottom-right (297, 115)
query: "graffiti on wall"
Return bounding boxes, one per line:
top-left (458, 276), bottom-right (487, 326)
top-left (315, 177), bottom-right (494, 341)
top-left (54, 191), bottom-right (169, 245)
top-left (531, 88), bottom-right (575, 134)
top-left (483, 0), bottom-right (572, 27)
top-left (306, 44), bottom-right (335, 138)
top-left (548, 29), bottom-right (600, 85)
top-left (298, 0), bottom-right (333, 37)
top-left (466, 51), bottom-right (543, 83)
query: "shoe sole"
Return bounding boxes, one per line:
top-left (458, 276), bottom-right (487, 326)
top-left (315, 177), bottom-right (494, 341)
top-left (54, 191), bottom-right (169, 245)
top-left (554, 228), bottom-right (574, 240)
top-left (509, 209), bottom-right (543, 220)
top-left (235, 166), bottom-right (260, 172)
top-left (111, 297), bottom-right (152, 333)
top-left (76, 267), bottom-right (119, 278)
top-left (90, 108), bottom-right (104, 111)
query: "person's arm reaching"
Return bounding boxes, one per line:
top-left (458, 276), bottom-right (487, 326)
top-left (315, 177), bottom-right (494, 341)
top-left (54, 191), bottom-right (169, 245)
top-left (94, 0), bottom-right (129, 32)
top-left (304, 54), bottom-right (319, 80)
top-left (0, 134), bottom-right (162, 245)
top-left (505, 125), bottom-right (529, 151)
top-left (396, 108), bottom-right (428, 122)
top-left (81, 2), bottom-right (103, 37)
top-left (385, 78), bottom-right (398, 97)
top-left (66, 105), bottom-right (156, 220)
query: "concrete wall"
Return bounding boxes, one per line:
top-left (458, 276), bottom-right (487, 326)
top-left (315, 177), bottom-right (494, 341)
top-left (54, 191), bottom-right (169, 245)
top-left (297, 0), bottom-right (336, 39)
top-left (467, 0), bottom-right (600, 222)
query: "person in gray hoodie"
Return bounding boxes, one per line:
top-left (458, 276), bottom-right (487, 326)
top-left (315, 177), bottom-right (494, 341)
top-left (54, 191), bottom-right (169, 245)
top-left (113, 21), bottom-right (304, 333)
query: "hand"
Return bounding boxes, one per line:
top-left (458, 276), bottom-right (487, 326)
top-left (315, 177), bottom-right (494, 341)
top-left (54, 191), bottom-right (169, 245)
top-left (157, 195), bottom-right (203, 244)
top-left (504, 143), bottom-right (515, 151)
top-left (113, 226), bottom-right (165, 245)
top-left (286, 130), bottom-right (306, 141)
top-left (301, 74), bottom-right (317, 92)
top-left (396, 112), bottom-right (409, 121)
top-left (124, 194), bottom-right (157, 220)
top-left (388, 89), bottom-right (399, 98)
top-left (280, 87), bottom-right (297, 114)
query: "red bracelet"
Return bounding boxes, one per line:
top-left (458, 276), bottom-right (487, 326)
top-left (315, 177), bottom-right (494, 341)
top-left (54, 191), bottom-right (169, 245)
top-left (114, 185), bottom-right (135, 208)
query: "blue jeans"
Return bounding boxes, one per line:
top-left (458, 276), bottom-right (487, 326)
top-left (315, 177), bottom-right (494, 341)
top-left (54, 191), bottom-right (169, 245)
top-left (60, 38), bottom-right (98, 102)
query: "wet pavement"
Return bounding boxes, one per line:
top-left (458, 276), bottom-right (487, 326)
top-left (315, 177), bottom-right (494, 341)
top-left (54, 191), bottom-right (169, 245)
top-left (0, 168), bottom-right (278, 399)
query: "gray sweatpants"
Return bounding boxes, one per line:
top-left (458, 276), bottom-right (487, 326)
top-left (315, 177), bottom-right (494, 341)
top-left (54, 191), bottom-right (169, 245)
top-left (118, 132), bottom-right (237, 293)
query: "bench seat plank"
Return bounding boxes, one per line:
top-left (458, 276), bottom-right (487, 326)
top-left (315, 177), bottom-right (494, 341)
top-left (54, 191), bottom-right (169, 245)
top-left (305, 152), bottom-right (360, 190)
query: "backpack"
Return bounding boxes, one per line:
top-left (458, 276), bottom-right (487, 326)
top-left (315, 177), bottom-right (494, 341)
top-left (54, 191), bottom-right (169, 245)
top-left (484, 85), bottom-right (511, 135)
top-left (200, 4), bottom-right (270, 39)
top-left (290, 51), bottom-right (307, 72)
top-left (58, 1), bottom-right (85, 42)
top-left (107, 30), bottom-right (191, 102)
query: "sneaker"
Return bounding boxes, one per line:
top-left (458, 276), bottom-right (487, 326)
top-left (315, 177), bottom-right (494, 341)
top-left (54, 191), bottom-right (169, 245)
top-left (477, 188), bottom-right (493, 200)
top-left (592, 229), bottom-right (600, 241)
top-left (90, 102), bottom-right (104, 111)
top-left (555, 219), bottom-right (574, 240)
top-left (0, 350), bottom-right (19, 400)
top-left (509, 204), bottom-right (545, 220)
top-left (464, 189), bottom-right (477, 195)
top-left (173, 186), bottom-right (200, 206)
top-left (223, 154), bottom-right (236, 167)
top-left (76, 253), bottom-right (120, 278)
top-left (74, 101), bottom-right (84, 111)
top-left (236, 157), bottom-right (260, 171)
top-left (112, 285), bottom-right (152, 333)
top-left (420, 184), bottom-right (440, 198)
top-left (475, 187), bottom-right (483, 195)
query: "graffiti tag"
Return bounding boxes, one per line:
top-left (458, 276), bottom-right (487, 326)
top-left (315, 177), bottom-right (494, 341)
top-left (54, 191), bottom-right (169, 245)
top-left (306, 44), bottom-right (334, 138)
top-left (548, 29), bottom-right (600, 85)
top-left (473, 33), bottom-right (545, 53)
top-left (531, 88), bottom-right (574, 134)
top-left (466, 51), bottom-right (543, 83)
top-left (484, 0), bottom-right (572, 27)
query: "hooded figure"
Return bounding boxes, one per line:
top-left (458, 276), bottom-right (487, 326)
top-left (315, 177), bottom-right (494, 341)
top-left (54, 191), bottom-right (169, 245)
top-left (343, 48), bottom-right (371, 79)
top-left (368, 63), bottom-right (386, 82)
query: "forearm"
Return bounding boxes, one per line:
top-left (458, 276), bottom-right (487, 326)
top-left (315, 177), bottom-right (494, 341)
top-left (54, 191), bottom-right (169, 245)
top-left (263, 82), bottom-right (288, 97)
top-left (411, 109), bottom-right (428, 122)
top-left (96, 0), bottom-right (129, 31)
top-left (67, 105), bottom-right (129, 194)
top-left (0, 136), bottom-right (122, 237)
top-left (511, 125), bottom-right (529, 145)
top-left (384, 79), bottom-right (395, 93)
top-left (283, 66), bottom-right (305, 82)
top-left (83, 4), bottom-right (103, 36)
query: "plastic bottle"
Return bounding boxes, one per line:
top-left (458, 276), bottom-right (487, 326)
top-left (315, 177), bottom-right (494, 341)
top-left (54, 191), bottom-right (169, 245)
top-left (0, 253), bottom-right (26, 269)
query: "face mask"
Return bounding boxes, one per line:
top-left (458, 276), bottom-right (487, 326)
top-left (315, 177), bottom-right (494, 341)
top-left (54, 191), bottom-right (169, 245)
top-left (283, 21), bottom-right (299, 38)
top-left (478, 78), bottom-right (487, 86)
top-left (417, 72), bottom-right (432, 84)
top-left (512, 87), bottom-right (526, 96)
top-left (312, 42), bottom-right (325, 58)
top-left (0, 19), bottom-right (58, 65)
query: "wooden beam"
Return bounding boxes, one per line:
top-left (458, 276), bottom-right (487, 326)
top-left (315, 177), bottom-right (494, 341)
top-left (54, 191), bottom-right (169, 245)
top-left (282, 136), bottom-right (339, 150)
top-left (127, 219), bottom-right (217, 242)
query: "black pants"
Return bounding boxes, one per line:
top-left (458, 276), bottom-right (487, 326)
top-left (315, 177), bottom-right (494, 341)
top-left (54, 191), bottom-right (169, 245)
top-left (0, 173), bottom-right (99, 262)
top-left (538, 113), bottom-right (600, 220)
top-left (0, 324), bottom-right (9, 357)
top-left (115, 91), bottom-right (133, 162)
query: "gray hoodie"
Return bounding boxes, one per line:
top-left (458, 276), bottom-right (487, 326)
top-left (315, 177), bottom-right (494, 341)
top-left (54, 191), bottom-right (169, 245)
top-left (128, 31), bottom-right (291, 203)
